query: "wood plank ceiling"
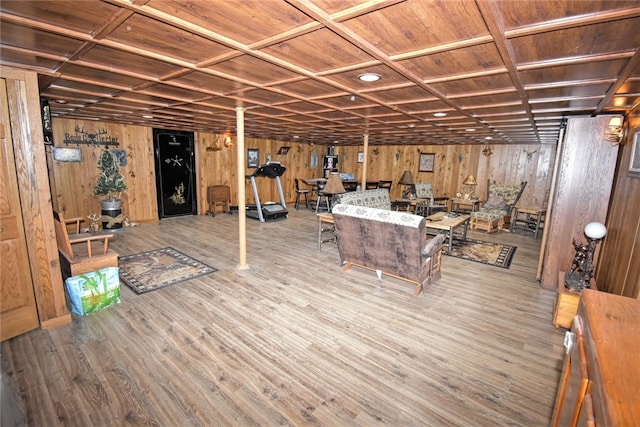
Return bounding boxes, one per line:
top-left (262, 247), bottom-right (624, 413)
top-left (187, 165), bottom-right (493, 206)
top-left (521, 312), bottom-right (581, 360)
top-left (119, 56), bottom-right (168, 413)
top-left (1, 0), bottom-right (640, 146)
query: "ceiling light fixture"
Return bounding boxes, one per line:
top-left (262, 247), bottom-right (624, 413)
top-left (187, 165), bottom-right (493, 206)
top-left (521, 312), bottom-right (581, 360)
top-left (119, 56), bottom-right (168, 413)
top-left (358, 73), bottom-right (381, 82)
top-left (143, 115), bottom-right (154, 119)
top-left (433, 112), bottom-right (447, 117)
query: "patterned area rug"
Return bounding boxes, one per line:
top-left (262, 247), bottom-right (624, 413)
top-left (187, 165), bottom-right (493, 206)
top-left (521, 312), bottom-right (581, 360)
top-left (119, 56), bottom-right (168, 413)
top-left (445, 238), bottom-right (516, 269)
top-left (119, 247), bottom-right (217, 294)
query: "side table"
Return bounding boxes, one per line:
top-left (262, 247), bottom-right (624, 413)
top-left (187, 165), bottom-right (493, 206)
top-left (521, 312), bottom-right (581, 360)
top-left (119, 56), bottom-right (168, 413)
top-left (510, 206), bottom-right (546, 238)
top-left (449, 198), bottom-right (481, 213)
top-left (553, 271), bottom-right (596, 329)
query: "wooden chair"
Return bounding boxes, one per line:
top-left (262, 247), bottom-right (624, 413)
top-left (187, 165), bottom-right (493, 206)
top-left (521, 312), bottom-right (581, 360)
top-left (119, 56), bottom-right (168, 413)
top-left (52, 210), bottom-right (119, 279)
top-left (365, 181), bottom-right (379, 190)
top-left (342, 181), bottom-right (358, 192)
top-left (207, 185), bottom-right (231, 216)
top-left (378, 180), bottom-right (392, 190)
top-left (314, 181), bottom-right (330, 213)
top-left (294, 178), bottom-right (310, 210)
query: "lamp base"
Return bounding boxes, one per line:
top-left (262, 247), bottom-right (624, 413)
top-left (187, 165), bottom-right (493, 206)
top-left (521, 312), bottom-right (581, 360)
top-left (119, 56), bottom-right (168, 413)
top-left (564, 271), bottom-right (591, 291)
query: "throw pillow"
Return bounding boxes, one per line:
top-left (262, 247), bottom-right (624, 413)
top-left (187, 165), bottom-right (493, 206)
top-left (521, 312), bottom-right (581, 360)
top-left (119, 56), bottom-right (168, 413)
top-left (483, 196), bottom-right (507, 211)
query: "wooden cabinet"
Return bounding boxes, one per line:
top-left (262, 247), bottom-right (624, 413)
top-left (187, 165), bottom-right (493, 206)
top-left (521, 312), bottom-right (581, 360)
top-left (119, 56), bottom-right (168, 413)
top-left (553, 271), bottom-right (596, 329)
top-left (551, 290), bottom-right (640, 426)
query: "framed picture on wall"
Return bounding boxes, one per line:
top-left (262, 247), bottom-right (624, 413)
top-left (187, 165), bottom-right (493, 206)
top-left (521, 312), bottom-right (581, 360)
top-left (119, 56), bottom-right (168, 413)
top-left (419, 152), bottom-right (435, 172)
top-left (630, 131), bottom-right (640, 174)
top-left (310, 152), bottom-right (318, 169)
top-left (357, 151), bottom-right (364, 163)
top-left (247, 149), bottom-right (259, 168)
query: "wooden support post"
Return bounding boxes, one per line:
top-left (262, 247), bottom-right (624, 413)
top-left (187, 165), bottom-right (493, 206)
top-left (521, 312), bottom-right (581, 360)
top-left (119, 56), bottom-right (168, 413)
top-left (236, 106), bottom-right (248, 270)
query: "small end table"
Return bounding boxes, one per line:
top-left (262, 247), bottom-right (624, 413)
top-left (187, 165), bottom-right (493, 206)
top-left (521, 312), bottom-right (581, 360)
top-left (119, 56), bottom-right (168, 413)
top-left (510, 206), bottom-right (546, 238)
top-left (449, 198), bottom-right (481, 213)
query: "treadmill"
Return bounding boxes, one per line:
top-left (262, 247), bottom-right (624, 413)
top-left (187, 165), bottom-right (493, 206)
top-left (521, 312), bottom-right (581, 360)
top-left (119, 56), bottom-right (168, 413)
top-left (246, 162), bottom-right (288, 222)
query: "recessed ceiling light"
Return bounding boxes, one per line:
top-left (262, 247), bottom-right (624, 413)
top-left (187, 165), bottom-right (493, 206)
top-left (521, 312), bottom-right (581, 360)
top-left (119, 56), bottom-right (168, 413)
top-left (358, 73), bottom-right (381, 82)
top-left (433, 112), bottom-right (447, 117)
top-left (465, 128), bottom-right (476, 132)
top-left (143, 115), bottom-right (154, 119)
top-left (485, 136), bottom-right (493, 140)
top-left (55, 99), bottom-right (68, 104)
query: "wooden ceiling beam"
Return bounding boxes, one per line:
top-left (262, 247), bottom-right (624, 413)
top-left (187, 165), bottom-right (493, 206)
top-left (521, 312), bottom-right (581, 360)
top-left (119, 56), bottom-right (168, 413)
top-left (475, 0), bottom-right (540, 141)
top-left (505, 6), bottom-right (640, 39)
top-left (594, 49), bottom-right (640, 114)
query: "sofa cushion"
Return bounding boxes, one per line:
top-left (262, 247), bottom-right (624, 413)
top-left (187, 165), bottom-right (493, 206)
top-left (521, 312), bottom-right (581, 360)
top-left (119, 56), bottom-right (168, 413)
top-left (332, 203), bottom-right (422, 228)
top-left (483, 196), bottom-right (507, 211)
top-left (332, 188), bottom-right (391, 210)
top-left (488, 182), bottom-right (525, 206)
top-left (414, 182), bottom-right (433, 199)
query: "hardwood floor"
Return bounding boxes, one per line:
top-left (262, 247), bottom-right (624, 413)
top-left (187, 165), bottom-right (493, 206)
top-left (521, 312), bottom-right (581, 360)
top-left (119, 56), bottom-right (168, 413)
top-left (1, 209), bottom-right (565, 426)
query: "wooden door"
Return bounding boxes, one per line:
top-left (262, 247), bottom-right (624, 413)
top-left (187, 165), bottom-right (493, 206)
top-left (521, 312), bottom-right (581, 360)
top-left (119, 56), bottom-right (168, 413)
top-left (0, 78), bottom-right (39, 341)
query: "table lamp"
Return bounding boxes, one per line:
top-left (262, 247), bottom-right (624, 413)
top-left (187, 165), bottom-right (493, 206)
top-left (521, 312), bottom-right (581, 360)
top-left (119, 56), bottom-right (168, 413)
top-left (564, 222), bottom-right (607, 291)
top-left (399, 170), bottom-right (415, 198)
top-left (323, 172), bottom-right (346, 195)
top-left (462, 175), bottom-right (477, 200)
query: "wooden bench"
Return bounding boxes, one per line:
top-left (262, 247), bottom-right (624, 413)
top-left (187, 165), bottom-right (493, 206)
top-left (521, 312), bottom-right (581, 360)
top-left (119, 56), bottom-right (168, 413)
top-left (52, 211), bottom-right (119, 279)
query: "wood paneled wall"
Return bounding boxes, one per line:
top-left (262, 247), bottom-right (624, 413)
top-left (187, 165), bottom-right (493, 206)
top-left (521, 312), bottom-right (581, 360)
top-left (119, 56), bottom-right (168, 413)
top-left (49, 121), bottom-right (157, 222)
top-left (51, 118), bottom-right (556, 223)
top-left (596, 114), bottom-right (640, 298)
top-left (540, 117), bottom-right (619, 290)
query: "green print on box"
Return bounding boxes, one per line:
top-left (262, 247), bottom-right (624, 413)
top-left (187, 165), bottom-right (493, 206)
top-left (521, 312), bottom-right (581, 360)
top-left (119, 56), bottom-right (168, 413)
top-left (65, 267), bottom-right (121, 316)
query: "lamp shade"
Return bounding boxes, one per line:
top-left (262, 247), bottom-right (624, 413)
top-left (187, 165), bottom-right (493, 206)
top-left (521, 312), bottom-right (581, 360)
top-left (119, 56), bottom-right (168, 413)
top-left (608, 116), bottom-right (622, 128)
top-left (463, 175), bottom-right (477, 185)
top-left (399, 170), bottom-right (414, 185)
top-left (584, 222), bottom-right (607, 240)
top-left (323, 172), bottom-right (346, 194)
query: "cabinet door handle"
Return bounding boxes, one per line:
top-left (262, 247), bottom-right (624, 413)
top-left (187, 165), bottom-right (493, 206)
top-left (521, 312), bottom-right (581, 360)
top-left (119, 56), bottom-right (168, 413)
top-left (564, 331), bottom-right (575, 354)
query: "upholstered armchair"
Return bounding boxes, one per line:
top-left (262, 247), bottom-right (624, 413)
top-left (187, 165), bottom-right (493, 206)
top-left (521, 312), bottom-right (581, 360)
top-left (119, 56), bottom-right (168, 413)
top-left (470, 180), bottom-right (527, 232)
top-left (413, 182), bottom-right (449, 216)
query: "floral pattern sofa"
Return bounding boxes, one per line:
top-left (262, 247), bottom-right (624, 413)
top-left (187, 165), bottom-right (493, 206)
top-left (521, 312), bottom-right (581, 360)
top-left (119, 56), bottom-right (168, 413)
top-left (332, 188), bottom-right (391, 210)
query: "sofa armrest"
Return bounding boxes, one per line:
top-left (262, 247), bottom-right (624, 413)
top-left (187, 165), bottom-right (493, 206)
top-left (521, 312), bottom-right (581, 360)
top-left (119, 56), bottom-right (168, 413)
top-left (422, 234), bottom-right (445, 257)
